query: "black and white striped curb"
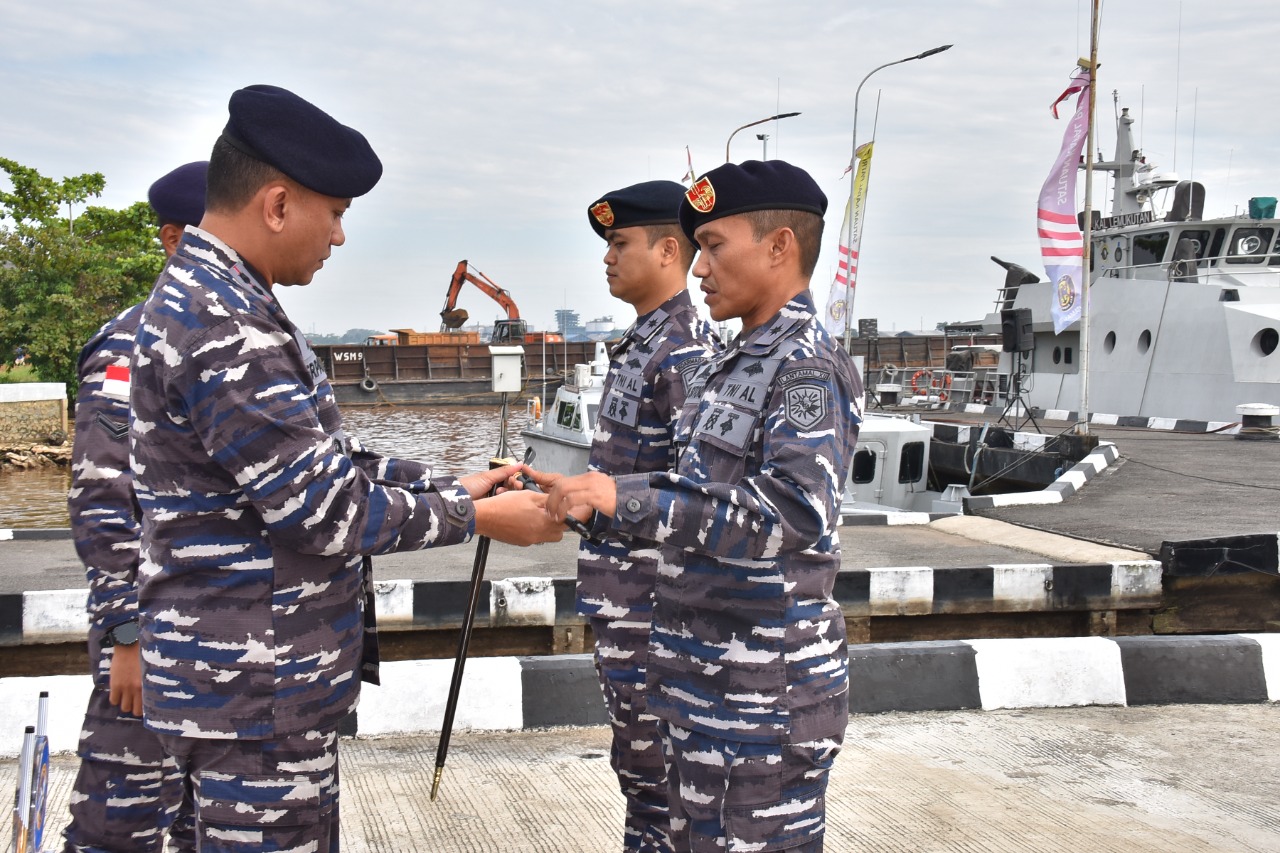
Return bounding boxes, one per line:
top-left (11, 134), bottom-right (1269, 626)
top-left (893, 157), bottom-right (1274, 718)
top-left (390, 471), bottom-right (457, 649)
top-left (3, 634), bottom-right (1275, 756)
top-left (1, 561), bottom-right (1163, 645)
top-left (945, 403), bottom-right (1241, 435)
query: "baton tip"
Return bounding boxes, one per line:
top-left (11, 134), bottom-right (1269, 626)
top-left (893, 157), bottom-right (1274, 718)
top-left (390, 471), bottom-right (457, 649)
top-left (430, 766), bottom-right (443, 801)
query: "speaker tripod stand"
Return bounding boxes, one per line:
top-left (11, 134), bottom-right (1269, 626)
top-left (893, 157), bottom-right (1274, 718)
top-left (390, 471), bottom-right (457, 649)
top-left (998, 350), bottom-right (1041, 432)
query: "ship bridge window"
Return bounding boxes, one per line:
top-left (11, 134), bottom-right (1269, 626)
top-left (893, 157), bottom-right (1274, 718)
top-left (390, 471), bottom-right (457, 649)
top-left (852, 448), bottom-right (877, 484)
top-left (1179, 230), bottom-right (1210, 259)
top-left (586, 403), bottom-right (599, 430)
top-left (1206, 227), bottom-right (1226, 265)
top-left (555, 401), bottom-right (580, 430)
top-left (1131, 231), bottom-right (1170, 268)
top-left (1226, 227), bottom-right (1273, 264)
top-left (898, 441), bottom-right (925, 484)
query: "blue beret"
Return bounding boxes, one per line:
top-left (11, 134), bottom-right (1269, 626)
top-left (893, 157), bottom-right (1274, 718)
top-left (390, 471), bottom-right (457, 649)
top-left (679, 159), bottom-right (827, 242)
top-left (221, 84), bottom-right (382, 198)
top-left (148, 161), bottom-right (208, 226)
top-left (587, 180), bottom-right (686, 240)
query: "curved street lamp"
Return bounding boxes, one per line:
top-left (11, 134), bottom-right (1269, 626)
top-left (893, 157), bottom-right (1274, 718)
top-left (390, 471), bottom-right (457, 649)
top-left (842, 44), bottom-right (952, 351)
top-left (725, 112), bottom-right (800, 163)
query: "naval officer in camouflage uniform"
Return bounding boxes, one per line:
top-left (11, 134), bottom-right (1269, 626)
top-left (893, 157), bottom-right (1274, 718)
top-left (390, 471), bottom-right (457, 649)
top-left (583, 180), bottom-right (721, 852)
top-left (129, 85), bottom-right (563, 852)
top-left (544, 161), bottom-right (862, 852)
top-left (64, 161), bottom-right (206, 853)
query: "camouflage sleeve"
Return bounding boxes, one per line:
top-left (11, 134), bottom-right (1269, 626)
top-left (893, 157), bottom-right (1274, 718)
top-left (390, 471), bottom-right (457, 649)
top-left (67, 338), bottom-right (139, 630)
top-left (180, 315), bottom-right (474, 555)
top-left (612, 355), bottom-right (856, 560)
top-left (345, 434), bottom-right (435, 488)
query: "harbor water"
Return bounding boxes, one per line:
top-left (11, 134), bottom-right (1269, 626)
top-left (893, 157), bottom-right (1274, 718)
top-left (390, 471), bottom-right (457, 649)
top-left (0, 404), bottom-right (538, 529)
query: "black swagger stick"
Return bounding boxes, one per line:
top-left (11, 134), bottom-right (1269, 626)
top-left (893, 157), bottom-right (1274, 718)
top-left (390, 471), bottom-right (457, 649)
top-left (430, 394), bottom-right (515, 801)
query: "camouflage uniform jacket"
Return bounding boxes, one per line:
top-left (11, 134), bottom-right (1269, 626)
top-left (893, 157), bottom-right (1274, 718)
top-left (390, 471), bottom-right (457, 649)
top-left (130, 227), bottom-right (475, 741)
top-left (69, 302), bottom-right (146, 678)
top-left (578, 289), bottom-right (719, 621)
top-left (609, 290), bottom-right (863, 744)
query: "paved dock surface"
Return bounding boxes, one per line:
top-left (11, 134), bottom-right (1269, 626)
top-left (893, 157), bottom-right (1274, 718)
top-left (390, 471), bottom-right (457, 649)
top-left (0, 516), bottom-right (1146, 596)
top-left (933, 415), bottom-right (1280, 553)
top-left (12, 704), bottom-right (1278, 852)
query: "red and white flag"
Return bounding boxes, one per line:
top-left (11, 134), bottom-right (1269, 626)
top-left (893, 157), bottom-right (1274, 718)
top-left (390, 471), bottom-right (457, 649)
top-left (1038, 66), bottom-right (1091, 335)
top-left (681, 146), bottom-right (695, 185)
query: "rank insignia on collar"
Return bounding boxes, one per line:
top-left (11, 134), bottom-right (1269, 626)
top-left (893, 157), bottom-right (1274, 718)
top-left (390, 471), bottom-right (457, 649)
top-left (686, 177), bottom-right (716, 213)
top-left (591, 201), bottom-right (615, 227)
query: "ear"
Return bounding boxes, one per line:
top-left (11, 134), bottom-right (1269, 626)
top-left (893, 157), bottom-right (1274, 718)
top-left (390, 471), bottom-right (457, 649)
top-left (158, 223), bottom-right (185, 256)
top-left (768, 227), bottom-right (796, 267)
top-left (656, 235), bottom-right (681, 267)
top-left (261, 183), bottom-right (289, 234)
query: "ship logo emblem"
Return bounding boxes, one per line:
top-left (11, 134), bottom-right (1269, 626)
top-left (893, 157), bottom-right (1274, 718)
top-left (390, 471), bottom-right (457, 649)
top-left (686, 177), bottom-right (716, 213)
top-left (591, 201), bottom-right (615, 227)
top-left (1056, 273), bottom-right (1077, 311)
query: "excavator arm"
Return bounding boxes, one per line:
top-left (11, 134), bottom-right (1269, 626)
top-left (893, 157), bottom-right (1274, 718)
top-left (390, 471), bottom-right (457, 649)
top-left (440, 260), bottom-right (522, 329)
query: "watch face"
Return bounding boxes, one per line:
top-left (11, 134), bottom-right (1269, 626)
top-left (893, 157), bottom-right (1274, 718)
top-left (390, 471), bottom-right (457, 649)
top-left (110, 621), bottom-right (140, 646)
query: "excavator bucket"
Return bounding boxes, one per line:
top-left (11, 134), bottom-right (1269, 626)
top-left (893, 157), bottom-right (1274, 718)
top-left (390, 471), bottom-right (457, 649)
top-left (440, 308), bottom-right (469, 329)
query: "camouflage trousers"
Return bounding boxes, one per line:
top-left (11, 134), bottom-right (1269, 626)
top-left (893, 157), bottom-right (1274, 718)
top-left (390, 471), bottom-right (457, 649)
top-left (156, 727), bottom-right (340, 852)
top-left (591, 617), bottom-right (673, 853)
top-left (62, 637), bottom-right (193, 853)
top-left (658, 722), bottom-right (843, 853)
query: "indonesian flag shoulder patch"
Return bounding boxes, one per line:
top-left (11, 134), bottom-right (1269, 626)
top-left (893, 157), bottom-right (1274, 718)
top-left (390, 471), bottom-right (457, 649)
top-left (101, 362), bottom-right (130, 401)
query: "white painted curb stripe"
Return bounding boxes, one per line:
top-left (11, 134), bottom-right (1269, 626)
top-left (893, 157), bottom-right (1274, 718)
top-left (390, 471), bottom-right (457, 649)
top-left (1242, 634), bottom-right (1280, 702)
top-left (967, 637), bottom-right (1127, 710)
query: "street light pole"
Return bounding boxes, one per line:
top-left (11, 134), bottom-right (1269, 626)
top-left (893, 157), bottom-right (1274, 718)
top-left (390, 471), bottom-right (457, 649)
top-left (757, 133), bottom-right (770, 160)
top-left (725, 112), bottom-right (800, 163)
top-left (841, 44), bottom-right (952, 352)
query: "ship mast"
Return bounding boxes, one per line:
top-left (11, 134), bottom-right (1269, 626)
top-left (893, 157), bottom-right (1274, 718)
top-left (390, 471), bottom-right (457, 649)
top-left (1077, 0), bottom-right (1100, 436)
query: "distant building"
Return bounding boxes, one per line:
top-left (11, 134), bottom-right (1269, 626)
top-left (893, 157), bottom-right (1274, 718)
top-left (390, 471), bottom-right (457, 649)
top-left (584, 316), bottom-right (614, 341)
top-left (555, 309), bottom-right (586, 340)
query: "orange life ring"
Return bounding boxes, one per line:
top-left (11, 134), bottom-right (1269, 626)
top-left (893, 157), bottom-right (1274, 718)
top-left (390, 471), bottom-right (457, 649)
top-left (911, 369), bottom-right (932, 395)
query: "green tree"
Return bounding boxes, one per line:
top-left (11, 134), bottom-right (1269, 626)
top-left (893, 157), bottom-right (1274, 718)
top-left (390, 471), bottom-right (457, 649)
top-left (0, 158), bottom-right (163, 398)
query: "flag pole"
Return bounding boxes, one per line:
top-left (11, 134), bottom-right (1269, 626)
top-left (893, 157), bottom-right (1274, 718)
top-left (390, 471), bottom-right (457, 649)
top-left (1078, 0), bottom-right (1100, 435)
top-left (841, 45), bottom-right (952, 353)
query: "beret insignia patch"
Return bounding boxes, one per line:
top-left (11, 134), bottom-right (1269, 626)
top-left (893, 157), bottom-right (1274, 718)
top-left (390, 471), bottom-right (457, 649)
top-left (686, 177), bottom-right (716, 213)
top-left (591, 201), bottom-right (615, 227)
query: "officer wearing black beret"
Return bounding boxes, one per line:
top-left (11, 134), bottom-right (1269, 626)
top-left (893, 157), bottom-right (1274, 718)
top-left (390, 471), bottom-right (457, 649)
top-left (580, 179), bottom-right (720, 851)
top-left (128, 85), bottom-right (564, 852)
top-left (64, 160), bottom-right (208, 853)
top-left (543, 160), bottom-right (863, 852)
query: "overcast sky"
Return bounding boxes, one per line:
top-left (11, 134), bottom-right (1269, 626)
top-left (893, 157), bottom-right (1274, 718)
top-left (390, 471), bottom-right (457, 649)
top-left (4, 1), bottom-right (1278, 337)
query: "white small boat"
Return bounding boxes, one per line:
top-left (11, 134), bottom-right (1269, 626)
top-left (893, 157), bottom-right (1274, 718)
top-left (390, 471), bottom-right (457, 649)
top-left (520, 343), bottom-right (607, 476)
top-left (521, 347), bottom-right (952, 516)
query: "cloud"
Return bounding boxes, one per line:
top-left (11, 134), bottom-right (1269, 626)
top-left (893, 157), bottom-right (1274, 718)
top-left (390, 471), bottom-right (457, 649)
top-left (3, 0), bottom-right (1278, 336)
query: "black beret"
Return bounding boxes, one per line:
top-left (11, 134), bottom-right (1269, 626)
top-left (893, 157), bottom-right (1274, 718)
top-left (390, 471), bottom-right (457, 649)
top-left (221, 84), bottom-right (382, 198)
top-left (148, 161), bottom-right (208, 226)
top-left (679, 159), bottom-right (827, 242)
top-left (587, 180), bottom-right (686, 240)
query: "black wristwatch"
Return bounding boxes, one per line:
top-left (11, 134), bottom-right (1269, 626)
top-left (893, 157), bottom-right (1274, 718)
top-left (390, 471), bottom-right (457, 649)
top-left (103, 620), bottom-right (139, 647)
